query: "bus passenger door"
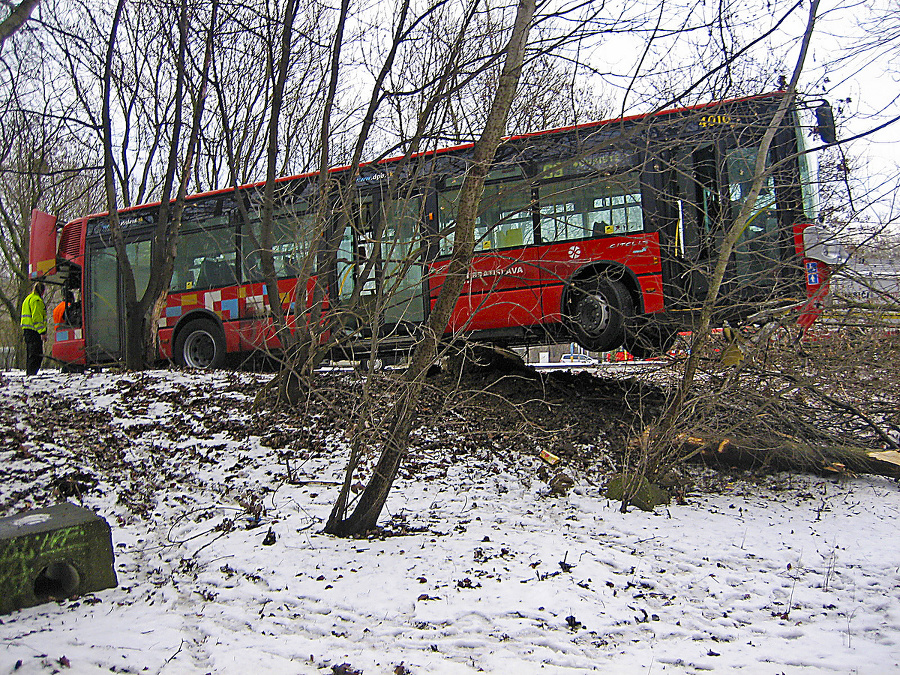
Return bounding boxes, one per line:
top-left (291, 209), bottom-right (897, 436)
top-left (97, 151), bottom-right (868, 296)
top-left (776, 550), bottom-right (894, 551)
top-left (85, 238), bottom-right (152, 361)
top-left (336, 192), bottom-right (427, 333)
top-left (725, 146), bottom-right (781, 288)
top-left (671, 144), bottom-right (721, 302)
top-left (86, 244), bottom-right (121, 359)
top-left (381, 194), bottom-right (426, 326)
top-left (336, 195), bottom-right (379, 330)
top-left (673, 142), bottom-right (782, 304)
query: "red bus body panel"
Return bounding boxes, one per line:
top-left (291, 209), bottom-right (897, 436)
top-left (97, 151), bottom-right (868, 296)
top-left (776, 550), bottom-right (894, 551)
top-left (428, 245), bottom-right (546, 332)
top-left (792, 222), bottom-right (831, 330)
top-left (50, 216), bottom-right (90, 365)
top-left (29, 210), bottom-right (58, 279)
top-left (156, 276), bottom-right (319, 360)
top-left (428, 232), bottom-right (666, 334)
top-left (52, 331), bottom-right (87, 364)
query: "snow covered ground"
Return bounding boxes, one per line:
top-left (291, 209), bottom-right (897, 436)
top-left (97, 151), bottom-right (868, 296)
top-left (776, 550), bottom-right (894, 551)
top-left (1, 369), bottom-right (899, 674)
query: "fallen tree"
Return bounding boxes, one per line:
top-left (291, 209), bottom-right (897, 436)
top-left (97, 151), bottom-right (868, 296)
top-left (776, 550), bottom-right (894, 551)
top-left (670, 432), bottom-right (900, 480)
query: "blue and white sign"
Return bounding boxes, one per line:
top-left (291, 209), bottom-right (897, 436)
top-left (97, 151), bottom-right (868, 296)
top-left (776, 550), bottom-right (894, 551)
top-left (806, 261), bottom-right (819, 286)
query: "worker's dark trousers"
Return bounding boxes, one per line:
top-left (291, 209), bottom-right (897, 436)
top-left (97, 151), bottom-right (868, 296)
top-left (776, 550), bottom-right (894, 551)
top-left (23, 329), bottom-right (43, 376)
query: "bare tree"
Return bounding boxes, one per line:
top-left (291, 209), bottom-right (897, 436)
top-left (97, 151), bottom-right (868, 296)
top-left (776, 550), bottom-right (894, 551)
top-left (0, 111), bottom-right (100, 362)
top-left (0, 0), bottom-right (40, 46)
top-left (324, 0), bottom-right (537, 537)
top-left (97, 0), bottom-right (219, 368)
top-left (631, 0), bottom-right (823, 489)
top-left (0, 4), bottom-right (104, 360)
top-left (256, 0), bottom-right (299, 348)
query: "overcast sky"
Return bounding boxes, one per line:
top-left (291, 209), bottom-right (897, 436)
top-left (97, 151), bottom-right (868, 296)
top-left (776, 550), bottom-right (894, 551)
top-left (576, 0), bottom-right (899, 230)
top-left (806, 0), bottom-right (899, 229)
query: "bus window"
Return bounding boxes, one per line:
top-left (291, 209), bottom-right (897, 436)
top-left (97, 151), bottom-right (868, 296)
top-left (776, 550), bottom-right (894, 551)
top-left (273, 208), bottom-right (318, 278)
top-left (692, 145), bottom-right (721, 260)
top-left (437, 181), bottom-right (532, 256)
top-left (335, 195), bottom-right (376, 304)
top-left (437, 189), bottom-right (459, 256)
top-left (173, 216), bottom-right (236, 291)
top-left (337, 219), bottom-right (355, 301)
top-left (477, 182), bottom-right (532, 251)
top-left (241, 203), bottom-right (317, 283)
top-left (126, 240), bottom-right (152, 298)
top-left (727, 147), bottom-right (780, 278)
top-left (794, 111), bottom-right (818, 221)
top-left (538, 171), bottom-right (642, 243)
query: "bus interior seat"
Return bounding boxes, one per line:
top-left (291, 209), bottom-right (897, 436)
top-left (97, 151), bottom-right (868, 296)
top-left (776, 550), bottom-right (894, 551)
top-left (197, 259), bottom-right (234, 288)
top-left (593, 220), bottom-right (609, 236)
top-left (498, 228), bottom-right (523, 248)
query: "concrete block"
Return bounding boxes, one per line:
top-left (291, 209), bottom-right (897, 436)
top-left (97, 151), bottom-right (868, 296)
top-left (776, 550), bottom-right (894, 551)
top-left (0, 502), bottom-right (117, 614)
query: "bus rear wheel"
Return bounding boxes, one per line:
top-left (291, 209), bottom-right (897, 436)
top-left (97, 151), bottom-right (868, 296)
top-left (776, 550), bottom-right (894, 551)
top-left (175, 319), bottom-right (226, 369)
top-left (568, 277), bottom-right (633, 352)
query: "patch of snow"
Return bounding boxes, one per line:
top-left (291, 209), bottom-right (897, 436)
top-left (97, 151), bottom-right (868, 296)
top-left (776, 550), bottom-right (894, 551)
top-left (1, 369), bottom-right (898, 674)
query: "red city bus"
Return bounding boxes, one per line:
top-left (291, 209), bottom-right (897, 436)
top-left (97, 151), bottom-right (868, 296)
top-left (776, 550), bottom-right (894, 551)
top-left (31, 92), bottom-right (835, 369)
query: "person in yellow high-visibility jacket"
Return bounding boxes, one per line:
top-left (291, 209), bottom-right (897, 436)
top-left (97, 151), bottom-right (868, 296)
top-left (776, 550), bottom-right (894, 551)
top-left (20, 281), bottom-right (47, 376)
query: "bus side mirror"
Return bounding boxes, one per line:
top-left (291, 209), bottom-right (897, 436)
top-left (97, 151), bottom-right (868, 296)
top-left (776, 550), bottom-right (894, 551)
top-left (815, 103), bottom-right (837, 145)
top-left (803, 225), bottom-right (844, 265)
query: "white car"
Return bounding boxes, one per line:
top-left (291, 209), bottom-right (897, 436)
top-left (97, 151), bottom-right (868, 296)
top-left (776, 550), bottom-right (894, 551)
top-left (560, 353), bottom-right (597, 365)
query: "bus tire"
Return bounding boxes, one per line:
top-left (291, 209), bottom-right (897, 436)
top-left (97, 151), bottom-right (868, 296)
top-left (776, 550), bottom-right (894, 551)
top-left (569, 277), bottom-right (633, 352)
top-left (174, 319), bottom-right (226, 369)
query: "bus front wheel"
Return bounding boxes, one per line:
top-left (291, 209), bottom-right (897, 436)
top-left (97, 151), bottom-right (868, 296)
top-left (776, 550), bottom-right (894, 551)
top-left (174, 319), bottom-right (226, 369)
top-left (568, 277), bottom-right (633, 353)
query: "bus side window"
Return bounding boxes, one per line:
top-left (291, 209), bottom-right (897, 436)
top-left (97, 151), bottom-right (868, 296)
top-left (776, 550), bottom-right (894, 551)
top-left (539, 172), bottom-right (642, 243)
top-left (242, 204), bottom-right (317, 281)
top-left (438, 182), bottom-right (532, 255)
top-left (477, 182), bottom-right (532, 251)
top-left (275, 211), bottom-right (317, 278)
top-left (175, 219), bottom-right (236, 291)
top-left (197, 259), bottom-right (234, 288)
top-left (437, 189), bottom-right (459, 256)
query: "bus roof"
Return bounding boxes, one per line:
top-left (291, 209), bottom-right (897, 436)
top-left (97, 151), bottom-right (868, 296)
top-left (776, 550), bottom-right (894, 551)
top-left (75, 91), bottom-right (786, 224)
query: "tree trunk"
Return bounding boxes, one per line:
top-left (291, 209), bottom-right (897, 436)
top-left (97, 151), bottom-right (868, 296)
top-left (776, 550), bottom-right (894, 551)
top-left (324, 0), bottom-right (537, 537)
top-left (671, 433), bottom-right (900, 480)
top-left (101, 0), bottom-right (217, 370)
top-left (259, 0), bottom-right (298, 349)
top-left (278, 0), bottom-right (479, 386)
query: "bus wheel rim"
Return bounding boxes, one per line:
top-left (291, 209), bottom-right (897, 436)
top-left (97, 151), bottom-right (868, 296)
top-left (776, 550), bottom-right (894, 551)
top-left (578, 293), bottom-right (610, 335)
top-left (184, 330), bottom-right (215, 368)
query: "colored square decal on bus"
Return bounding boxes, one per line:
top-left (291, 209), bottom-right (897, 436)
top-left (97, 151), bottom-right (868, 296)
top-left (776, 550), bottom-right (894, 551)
top-left (204, 291), bottom-right (222, 310)
top-left (246, 295), bottom-right (265, 313)
top-left (221, 299), bottom-right (239, 319)
top-left (56, 328), bottom-right (83, 341)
